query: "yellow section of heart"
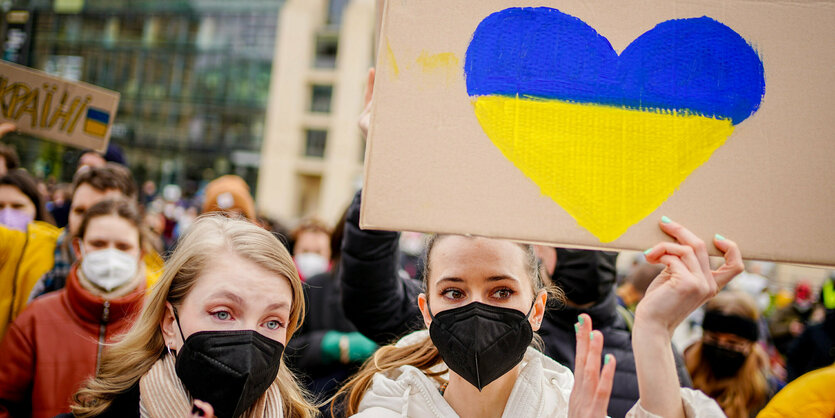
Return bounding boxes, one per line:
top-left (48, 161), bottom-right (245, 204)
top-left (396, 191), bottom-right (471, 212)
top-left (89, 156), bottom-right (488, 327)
top-left (472, 95), bottom-right (735, 243)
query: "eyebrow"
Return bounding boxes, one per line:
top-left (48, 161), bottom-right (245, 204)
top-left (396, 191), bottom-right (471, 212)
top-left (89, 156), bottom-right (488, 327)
top-left (207, 290), bottom-right (246, 307)
top-left (436, 275), bottom-right (520, 285)
top-left (266, 302), bottom-right (291, 312)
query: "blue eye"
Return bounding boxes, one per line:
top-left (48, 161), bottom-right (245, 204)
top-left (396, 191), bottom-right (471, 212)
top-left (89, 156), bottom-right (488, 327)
top-left (264, 320), bottom-right (282, 330)
top-left (213, 311), bottom-right (231, 320)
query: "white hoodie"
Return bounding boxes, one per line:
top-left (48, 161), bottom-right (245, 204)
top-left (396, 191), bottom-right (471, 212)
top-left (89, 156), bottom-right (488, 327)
top-left (352, 330), bottom-right (725, 418)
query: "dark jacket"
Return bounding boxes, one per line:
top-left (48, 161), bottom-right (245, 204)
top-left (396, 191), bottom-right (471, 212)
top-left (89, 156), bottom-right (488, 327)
top-left (339, 190), bottom-right (692, 418)
top-left (285, 270), bottom-right (366, 403)
top-left (785, 309), bottom-right (835, 382)
top-left (53, 383), bottom-right (140, 418)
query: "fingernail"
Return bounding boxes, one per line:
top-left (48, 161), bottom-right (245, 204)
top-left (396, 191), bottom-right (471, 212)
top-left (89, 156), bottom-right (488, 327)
top-left (574, 323), bottom-right (580, 333)
top-left (643, 247), bottom-right (653, 255)
top-left (715, 233), bottom-right (726, 241)
top-left (604, 354), bottom-right (613, 365)
top-left (661, 216), bottom-right (672, 224)
top-left (577, 315), bottom-right (584, 326)
top-left (589, 332), bottom-right (594, 341)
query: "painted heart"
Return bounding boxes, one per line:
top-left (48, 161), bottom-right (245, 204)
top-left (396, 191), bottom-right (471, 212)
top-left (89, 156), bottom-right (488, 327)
top-left (465, 8), bottom-right (765, 242)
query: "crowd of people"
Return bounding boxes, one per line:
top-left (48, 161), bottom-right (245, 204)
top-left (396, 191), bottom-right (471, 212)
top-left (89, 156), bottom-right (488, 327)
top-left (0, 66), bottom-right (833, 418)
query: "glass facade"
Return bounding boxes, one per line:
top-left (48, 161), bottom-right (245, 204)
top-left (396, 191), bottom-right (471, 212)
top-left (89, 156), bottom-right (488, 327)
top-left (4, 0), bottom-right (283, 192)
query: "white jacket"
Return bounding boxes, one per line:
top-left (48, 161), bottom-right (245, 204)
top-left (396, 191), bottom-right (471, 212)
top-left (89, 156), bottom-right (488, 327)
top-left (353, 331), bottom-right (725, 418)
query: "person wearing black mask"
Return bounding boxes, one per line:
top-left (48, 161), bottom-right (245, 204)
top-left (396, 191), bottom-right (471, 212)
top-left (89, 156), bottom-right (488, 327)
top-left (338, 191), bottom-right (693, 418)
top-left (63, 216), bottom-right (317, 418)
top-left (336, 227), bottom-right (740, 417)
top-left (684, 291), bottom-right (779, 418)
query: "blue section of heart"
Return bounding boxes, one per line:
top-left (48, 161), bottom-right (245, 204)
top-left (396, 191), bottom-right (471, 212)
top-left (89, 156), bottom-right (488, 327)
top-left (464, 7), bottom-right (765, 125)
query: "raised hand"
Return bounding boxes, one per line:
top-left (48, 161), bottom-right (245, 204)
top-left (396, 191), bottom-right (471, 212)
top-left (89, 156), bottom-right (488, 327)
top-left (638, 217), bottom-right (744, 335)
top-left (358, 68), bottom-right (375, 140)
top-left (631, 217), bottom-right (744, 418)
top-left (568, 313), bottom-right (616, 418)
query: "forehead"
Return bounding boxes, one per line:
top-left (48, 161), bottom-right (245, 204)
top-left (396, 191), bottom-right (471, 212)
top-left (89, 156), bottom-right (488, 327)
top-left (429, 236), bottom-right (529, 279)
top-left (72, 184), bottom-right (124, 205)
top-left (190, 251), bottom-right (294, 308)
top-left (84, 215), bottom-right (138, 240)
top-left (0, 185), bottom-right (30, 203)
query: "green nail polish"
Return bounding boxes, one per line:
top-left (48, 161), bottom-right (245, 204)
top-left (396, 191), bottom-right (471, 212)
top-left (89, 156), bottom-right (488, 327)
top-left (643, 248), bottom-right (653, 255)
top-left (604, 354), bottom-right (612, 365)
top-left (661, 216), bottom-right (672, 224)
top-left (589, 332), bottom-right (594, 341)
top-left (574, 323), bottom-right (579, 333)
top-left (577, 315), bottom-right (584, 326)
top-left (715, 233), bottom-right (726, 241)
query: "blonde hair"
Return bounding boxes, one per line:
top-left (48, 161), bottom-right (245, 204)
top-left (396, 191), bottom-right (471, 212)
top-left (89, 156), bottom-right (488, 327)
top-left (334, 234), bottom-right (561, 415)
top-left (71, 215), bottom-right (316, 417)
top-left (686, 291), bottom-right (770, 418)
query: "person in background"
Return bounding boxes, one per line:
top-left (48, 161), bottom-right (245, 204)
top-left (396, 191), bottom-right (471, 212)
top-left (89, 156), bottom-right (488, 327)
top-left (201, 174), bottom-right (257, 222)
top-left (785, 274), bottom-right (835, 381)
top-left (757, 362), bottom-right (835, 418)
top-left (48, 183), bottom-right (72, 228)
top-left (67, 215), bottom-right (316, 417)
top-left (291, 218), bottom-right (332, 281)
top-left (0, 199), bottom-right (149, 418)
top-left (0, 169), bottom-right (55, 228)
top-left (285, 208), bottom-right (377, 416)
top-left (684, 291), bottom-right (779, 418)
top-left (0, 123), bottom-right (19, 176)
top-left (76, 143), bottom-right (128, 172)
top-left (25, 164), bottom-right (162, 305)
top-left (0, 172), bottom-right (62, 338)
top-left (769, 281), bottom-right (816, 356)
top-left (616, 263), bottom-right (664, 312)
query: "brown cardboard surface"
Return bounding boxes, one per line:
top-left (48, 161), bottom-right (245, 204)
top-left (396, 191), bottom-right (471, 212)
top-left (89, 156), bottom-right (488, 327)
top-left (0, 60), bottom-right (119, 152)
top-left (361, 0), bottom-right (835, 267)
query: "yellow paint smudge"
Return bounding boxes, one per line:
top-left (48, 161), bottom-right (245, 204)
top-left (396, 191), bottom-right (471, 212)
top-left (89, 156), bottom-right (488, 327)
top-left (386, 38), bottom-right (399, 78)
top-left (473, 95), bottom-right (735, 242)
top-left (416, 51), bottom-right (460, 72)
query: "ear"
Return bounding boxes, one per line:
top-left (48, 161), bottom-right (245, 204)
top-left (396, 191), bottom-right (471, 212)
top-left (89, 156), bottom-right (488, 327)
top-left (160, 302), bottom-right (180, 351)
top-left (529, 290), bottom-right (549, 332)
top-left (418, 293), bottom-right (432, 329)
top-left (71, 237), bottom-right (83, 260)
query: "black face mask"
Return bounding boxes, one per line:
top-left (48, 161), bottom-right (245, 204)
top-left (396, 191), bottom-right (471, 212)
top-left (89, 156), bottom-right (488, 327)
top-left (428, 301), bottom-right (534, 391)
top-left (172, 309), bottom-right (284, 418)
top-left (702, 342), bottom-right (747, 379)
top-left (553, 248), bottom-right (618, 305)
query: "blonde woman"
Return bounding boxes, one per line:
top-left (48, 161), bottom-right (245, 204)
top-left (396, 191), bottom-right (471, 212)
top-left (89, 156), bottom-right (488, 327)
top-left (67, 215), bottom-right (316, 418)
top-left (337, 218), bottom-right (743, 417)
top-left (685, 291), bottom-right (778, 418)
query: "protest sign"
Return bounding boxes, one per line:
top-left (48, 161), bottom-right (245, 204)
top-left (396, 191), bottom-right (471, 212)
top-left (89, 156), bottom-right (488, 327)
top-left (0, 60), bottom-right (119, 152)
top-left (361, 0), bottom-right (835, 266)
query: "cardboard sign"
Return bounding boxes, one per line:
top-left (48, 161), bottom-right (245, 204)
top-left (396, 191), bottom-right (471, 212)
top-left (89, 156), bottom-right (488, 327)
top-left (361, 0), bottom-right (835, 267)
top-left (0, 60), bottom-right (119, 152)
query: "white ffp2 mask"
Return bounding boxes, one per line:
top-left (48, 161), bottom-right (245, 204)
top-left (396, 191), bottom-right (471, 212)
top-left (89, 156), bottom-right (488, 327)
top-left (81, 248), bottom-right (139, 292)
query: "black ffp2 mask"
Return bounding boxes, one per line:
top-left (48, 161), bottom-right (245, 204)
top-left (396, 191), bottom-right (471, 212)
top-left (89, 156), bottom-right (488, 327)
top-left (702, 342), bottom-right (747, 379)
top-left (428, 301), bottom-right (534, 391)
top-left (172, 310), bottom-right (284, 418)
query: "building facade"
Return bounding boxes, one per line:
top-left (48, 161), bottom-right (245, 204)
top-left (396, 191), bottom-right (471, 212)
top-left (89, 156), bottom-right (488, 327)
top-left (255, 0), bottom-right (373, 225)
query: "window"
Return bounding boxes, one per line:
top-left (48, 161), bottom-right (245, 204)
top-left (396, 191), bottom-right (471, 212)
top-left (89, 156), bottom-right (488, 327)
top-left (304, 129), bottom-right (328, 158)
top-left (310, 84), bottom-right (333, 113)
top-left (313, 32), bottom-right (338, 68)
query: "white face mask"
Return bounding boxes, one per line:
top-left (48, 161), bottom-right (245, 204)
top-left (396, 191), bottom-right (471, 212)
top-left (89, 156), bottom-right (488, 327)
top-left (81, 247), bottom-right (139, 292)
top-left (294, 253), bottom-right (329, 278)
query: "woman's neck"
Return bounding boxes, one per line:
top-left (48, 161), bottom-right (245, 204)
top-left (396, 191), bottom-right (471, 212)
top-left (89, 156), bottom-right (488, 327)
top-left (443, 364), bottom-right (521, 418)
